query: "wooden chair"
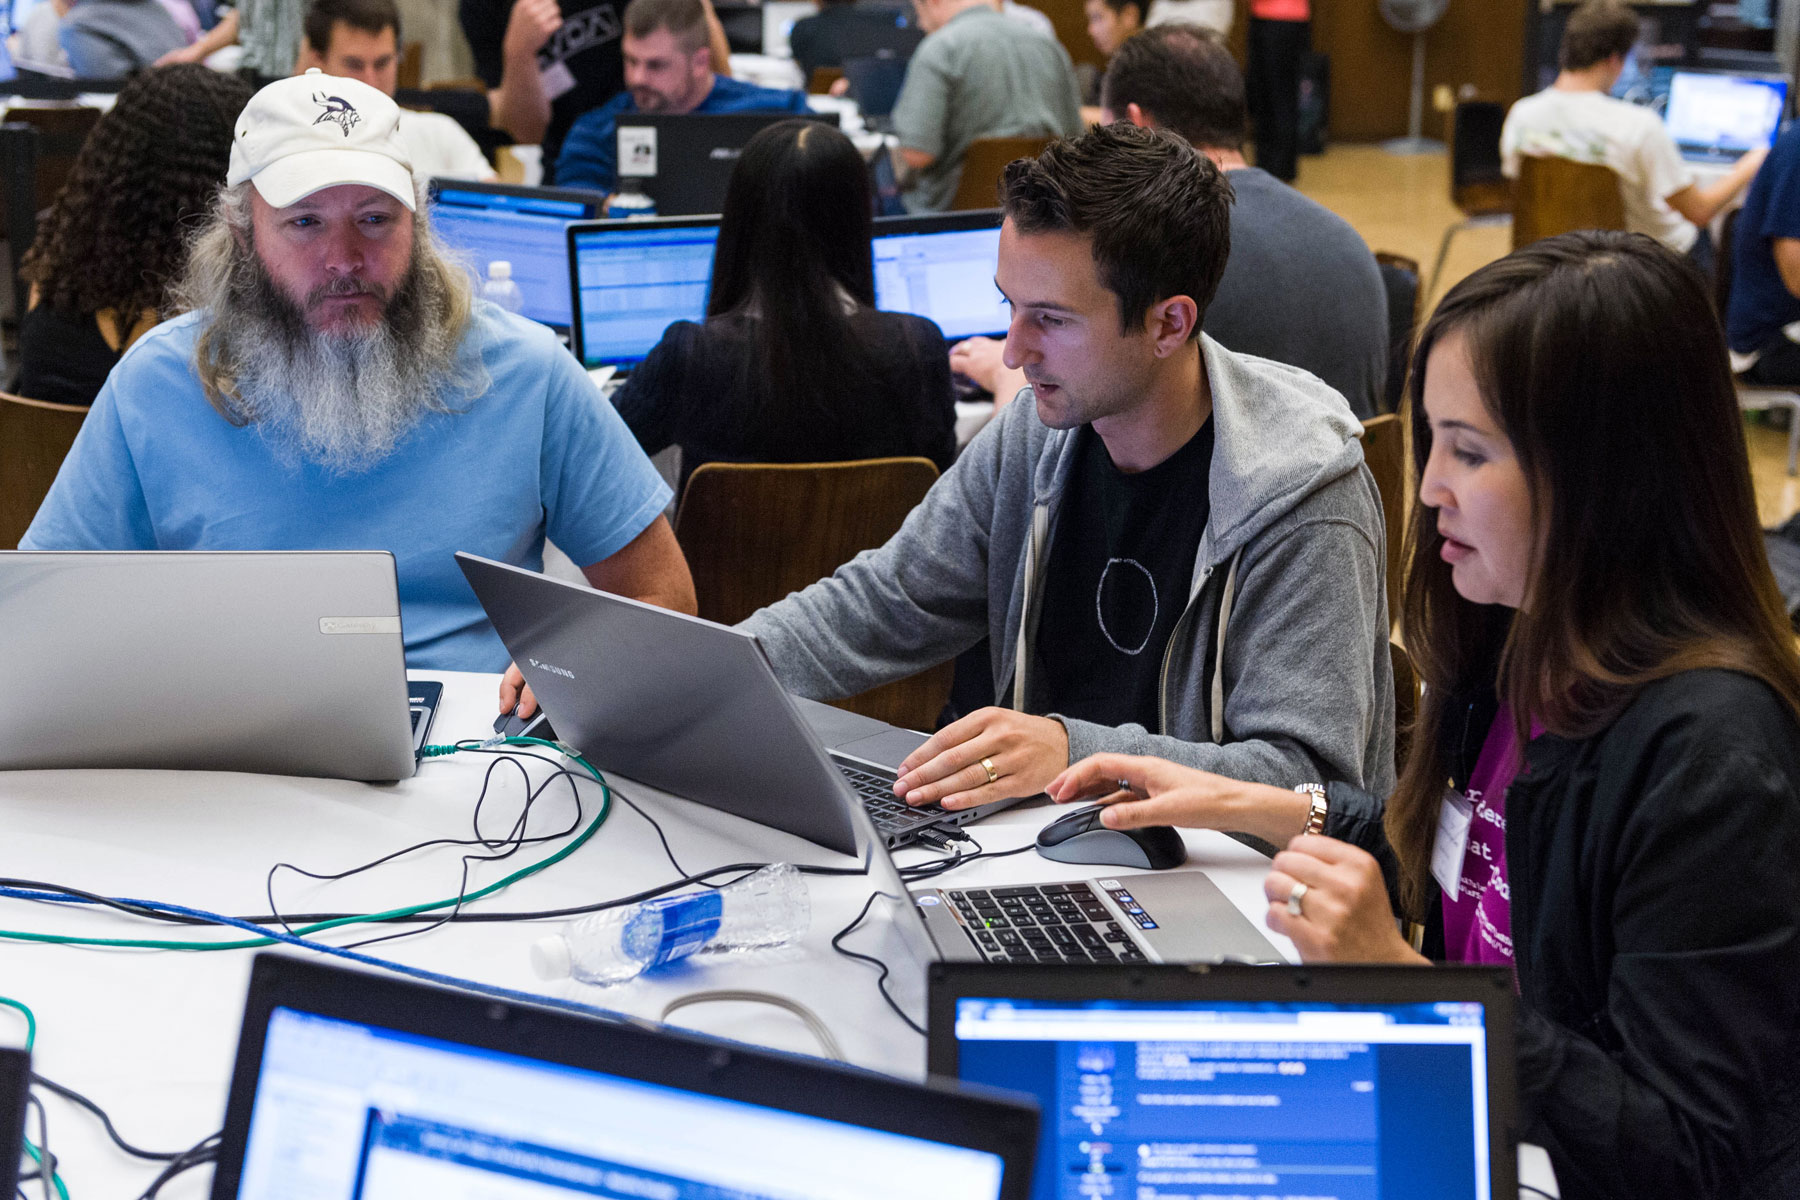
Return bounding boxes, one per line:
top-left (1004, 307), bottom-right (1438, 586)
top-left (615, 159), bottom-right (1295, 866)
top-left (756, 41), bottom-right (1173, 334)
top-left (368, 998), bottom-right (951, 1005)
top-left (807, 67), bottom-right (843, 94)
top-left (1359, 412), bottom-right (1407, 619)
top-left (1390, 639), bottom-right (1419, 774)
top-left (1372, 251), bottom-right (1420, 416)
top-left (1511, 154), bottom-right (1626, 250)
top-left (673, 457), bottom-right (951, 730)
top-left (0, 105), bottom-right (100, 211)
top-left (0, 391), bottom-right (86, 548)
top-left (949, 136), bottom-right (1052, 212)
top-left (397, 40), bottom-right (424, 91)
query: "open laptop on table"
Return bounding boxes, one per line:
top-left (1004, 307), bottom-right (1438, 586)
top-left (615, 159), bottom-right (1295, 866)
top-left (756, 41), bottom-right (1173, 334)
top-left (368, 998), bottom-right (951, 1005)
top-left (208, 953), bottom-right (1040, 1200)
top-left (926, 962), bottom-right (1518, 1200)
top-left (0, 551), bottom-right (438, 781)
top-left (614, 111), bottom-right (838, 216)
top-left (1661, 68), bottom-right (1788, 165)
top-left (456, 552), bottom-right (1025, 854)
top-left (566, 215), bottom-right (722, 384)
top-left (873, 209), bottom-right (1009, 343)
top-left (427, 178), bottom-right (604, 334)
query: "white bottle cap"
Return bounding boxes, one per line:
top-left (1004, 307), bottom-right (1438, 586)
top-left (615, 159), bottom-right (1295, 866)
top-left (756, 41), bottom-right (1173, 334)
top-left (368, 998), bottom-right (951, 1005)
top-left (487, 260), bottom-right (513, 280)
top-left (530, 934), bottom-right (572, 980)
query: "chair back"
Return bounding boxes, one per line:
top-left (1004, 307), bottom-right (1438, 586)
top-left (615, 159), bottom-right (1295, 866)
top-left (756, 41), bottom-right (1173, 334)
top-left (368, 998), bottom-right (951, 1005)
top-left (807, 66), bottom-right (843, 94)
top-left (1359, 412), bottom-right (1407, 617)
top-left (1373, 251), bottom-right (1419, 416)
top-left (950, 136), bottom-right (1051, 211)
top-left (1511, 154), bottom-right (1625, 249)
top-left (0, 391), bottom-right (87, 548)
top-left (0, 105), bottom-right (99, 211)
top-left (1390, 639), bottom-right (1419, 774)
top-left (1449, 100), bottom-right (1510, 215)
top-left (397, 40), bottom-right (424, 91)
top-left (674, 457), bottom-right (950, 729)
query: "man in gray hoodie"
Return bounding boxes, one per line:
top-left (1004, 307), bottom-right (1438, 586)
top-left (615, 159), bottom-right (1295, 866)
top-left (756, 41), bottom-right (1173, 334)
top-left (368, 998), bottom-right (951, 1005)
top-left (742, 123), bottom-right (1393, 820)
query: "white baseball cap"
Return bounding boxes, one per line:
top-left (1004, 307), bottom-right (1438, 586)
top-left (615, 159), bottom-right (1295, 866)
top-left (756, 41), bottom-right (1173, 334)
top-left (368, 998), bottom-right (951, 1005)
top-left (227, 69), bottom-right (416, 211)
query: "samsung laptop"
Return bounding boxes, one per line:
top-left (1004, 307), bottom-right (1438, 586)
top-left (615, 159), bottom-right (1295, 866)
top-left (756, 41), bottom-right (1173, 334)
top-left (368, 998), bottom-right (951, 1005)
top-left (925, 962), bottom-right (1518, 1200)
top-left (427, 178), bottom-right (603, 332)
top-left (566, 215), bottom-right (722, 378)
top-left (0, 552), bottom-right (437, 781)
top-left (208, 953), bottom-right (1040, 1200)
top-left (872, 209), bottom-right (1009, 342)
top-left (1661, 68), bottom-right (1789, 164)
top-left (614, 111), bottom-right (838, 216)
top-left (456, 553), bottom-right (1026, 854)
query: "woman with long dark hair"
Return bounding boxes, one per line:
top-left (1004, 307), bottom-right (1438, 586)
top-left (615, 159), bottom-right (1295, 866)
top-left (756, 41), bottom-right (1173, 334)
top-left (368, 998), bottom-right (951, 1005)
top-left (611, 119), bottom-right (957, 485)
top-left (16, 63), bottom-right (252, 407)
top-left (1047, 231), bottom-right (1800, 1199)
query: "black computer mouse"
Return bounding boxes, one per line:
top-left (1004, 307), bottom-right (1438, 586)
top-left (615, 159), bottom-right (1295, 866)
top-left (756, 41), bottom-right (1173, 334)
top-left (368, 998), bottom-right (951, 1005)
top-left (1034, 804), bottom-right (1188, 870)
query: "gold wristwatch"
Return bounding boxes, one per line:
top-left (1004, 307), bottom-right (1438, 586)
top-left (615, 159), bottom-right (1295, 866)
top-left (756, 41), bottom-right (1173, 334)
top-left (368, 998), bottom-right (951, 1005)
top-left (1295, 783), bottom-right (1329, 836)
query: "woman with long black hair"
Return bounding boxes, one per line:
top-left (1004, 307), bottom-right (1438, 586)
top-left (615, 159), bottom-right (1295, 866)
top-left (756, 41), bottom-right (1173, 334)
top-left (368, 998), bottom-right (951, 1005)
top-left (1049, 231), bottom-right (1800, 1199)
top-left (612, 119), bottom-right (957, 487)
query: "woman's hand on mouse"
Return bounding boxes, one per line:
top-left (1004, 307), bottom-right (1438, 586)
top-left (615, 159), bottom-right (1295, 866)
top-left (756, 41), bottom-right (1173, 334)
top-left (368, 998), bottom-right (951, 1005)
top-left (1046, 754), bottom-right (1314, 846)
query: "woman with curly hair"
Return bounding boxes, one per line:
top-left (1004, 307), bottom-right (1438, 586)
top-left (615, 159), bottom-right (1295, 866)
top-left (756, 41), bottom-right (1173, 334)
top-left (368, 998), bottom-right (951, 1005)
top-left (16, 62), bottom-right (251, 407)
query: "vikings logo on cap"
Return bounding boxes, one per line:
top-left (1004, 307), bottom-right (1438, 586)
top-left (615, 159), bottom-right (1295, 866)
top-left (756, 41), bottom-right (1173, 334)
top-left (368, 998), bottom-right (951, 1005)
top-left (311, 93), bottom-right (361, 137)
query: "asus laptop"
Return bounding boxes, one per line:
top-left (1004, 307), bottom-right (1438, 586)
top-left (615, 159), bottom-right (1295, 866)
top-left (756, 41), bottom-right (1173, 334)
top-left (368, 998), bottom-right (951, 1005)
top-left (926, 961), bottom-right (1518, 1200)
top-left (1661, 68), bottom-right (1788, 164)
top-left (614, 111), bottom-right (838, 216)
top-left (0, 552), bottom-right (437, 781)
top-left (208, 953), bottom-right (1040, 1200)
top-left (457, 553), bottom-right (1027, 854)
top-left (427, 178), bottom-right (604, 332)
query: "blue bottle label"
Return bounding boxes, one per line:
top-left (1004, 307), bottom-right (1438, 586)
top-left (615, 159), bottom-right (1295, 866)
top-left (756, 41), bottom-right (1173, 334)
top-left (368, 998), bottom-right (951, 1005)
top-left (642, 890), bottom-right (724, 967)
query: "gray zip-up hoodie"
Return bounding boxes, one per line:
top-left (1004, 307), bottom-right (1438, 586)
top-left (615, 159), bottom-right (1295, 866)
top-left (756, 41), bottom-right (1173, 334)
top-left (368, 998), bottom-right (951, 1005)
top-left (741, 335), bottom-right (1396, 796)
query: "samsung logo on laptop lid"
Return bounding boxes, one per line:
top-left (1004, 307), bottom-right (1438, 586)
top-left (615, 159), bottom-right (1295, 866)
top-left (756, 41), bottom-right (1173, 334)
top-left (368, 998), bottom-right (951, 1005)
top-left (529, 658), bottom-right (576, 680)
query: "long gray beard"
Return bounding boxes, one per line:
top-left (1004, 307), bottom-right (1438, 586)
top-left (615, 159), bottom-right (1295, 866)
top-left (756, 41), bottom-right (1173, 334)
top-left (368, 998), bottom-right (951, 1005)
top-left (221, 257), bottom-right (464, 474)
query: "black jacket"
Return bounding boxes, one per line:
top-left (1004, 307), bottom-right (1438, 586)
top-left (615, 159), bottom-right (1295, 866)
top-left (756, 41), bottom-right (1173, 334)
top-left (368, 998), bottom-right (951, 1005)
top-left (1326, 669), bottom-right (1800, 1200)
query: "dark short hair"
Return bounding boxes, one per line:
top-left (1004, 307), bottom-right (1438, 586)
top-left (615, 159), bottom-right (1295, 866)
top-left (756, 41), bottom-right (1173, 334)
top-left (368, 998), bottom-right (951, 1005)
top-left (624, 0), bottom-right (710, 53)
top-left (1100, 23), bottom-right (1245, 151)
top-left (303, 0), bottom-right (400, 55)
top-left (1559, 1), bottom-right (1638, 71)
top-left (999, 122), bottom-right (1232, 337)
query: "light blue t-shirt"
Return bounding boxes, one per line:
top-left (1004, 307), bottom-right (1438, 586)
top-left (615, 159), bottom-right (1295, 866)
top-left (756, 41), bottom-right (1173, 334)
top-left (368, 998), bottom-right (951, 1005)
top-left (22, 302), bottom-right (673, 672)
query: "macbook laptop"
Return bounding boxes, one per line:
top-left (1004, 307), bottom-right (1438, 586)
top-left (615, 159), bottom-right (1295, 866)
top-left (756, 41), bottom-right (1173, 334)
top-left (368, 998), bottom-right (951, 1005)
top-left (614, 111), bottom-right (838, 216)
top-left (0, 551), bottom-right (437, 781)
top-left (566, 215), bottom-right (722, 377)
top-left (456, 553), bottom-right (1025, 854)
top-left (872, 210), bottom-right (1009, 343)
top-left (926, 962), bottom-right (1518, 1200)
top-left (1661, 68), bottom-right (1788, 164)
top-left (208, 953), bottom-right (1041, 1200)
top-left (427, 178), bottom-right (603, 332)
top-left (0, 1047), bottom-right (25, 1199)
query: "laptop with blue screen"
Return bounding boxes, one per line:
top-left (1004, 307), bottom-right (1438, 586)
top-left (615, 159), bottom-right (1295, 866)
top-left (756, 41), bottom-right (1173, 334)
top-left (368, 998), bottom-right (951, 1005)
top-left (427, 178), bottom-right (604, 332)
top-left (872, 209), bottom-right (1008, 342)
top-left (1660, 69), bottom-right (1788, 164)
top-left (209, 954), bottom-right (1041, 1200)
top-left (926, 962), bottom-right (1517, 1200)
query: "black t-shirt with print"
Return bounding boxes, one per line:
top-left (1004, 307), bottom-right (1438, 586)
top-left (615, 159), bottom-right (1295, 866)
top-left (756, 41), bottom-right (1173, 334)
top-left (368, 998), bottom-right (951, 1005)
top-left (1034, 421), bottom-right (1214, 730)
top-left (460, 0), bottom-right (625, 180)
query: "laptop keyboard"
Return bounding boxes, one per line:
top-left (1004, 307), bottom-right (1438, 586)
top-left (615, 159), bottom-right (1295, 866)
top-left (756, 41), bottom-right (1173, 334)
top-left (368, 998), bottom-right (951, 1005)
top-left (946, 883), bottom-right (1151, 964)
top-left (838, 765), bottom-right (944, 837)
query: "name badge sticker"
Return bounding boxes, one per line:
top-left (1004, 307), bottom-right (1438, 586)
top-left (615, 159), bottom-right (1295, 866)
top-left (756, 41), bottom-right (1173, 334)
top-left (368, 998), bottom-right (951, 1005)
top-left (617, 125), bottom-right (657, 177)
top-left (1432, 789), bottom-right (1474, 901)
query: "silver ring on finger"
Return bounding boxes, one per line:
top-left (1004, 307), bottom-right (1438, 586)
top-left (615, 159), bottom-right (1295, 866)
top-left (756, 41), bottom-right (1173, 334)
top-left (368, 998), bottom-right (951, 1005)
top-left (1286, 882), bottom-right (1309, 917)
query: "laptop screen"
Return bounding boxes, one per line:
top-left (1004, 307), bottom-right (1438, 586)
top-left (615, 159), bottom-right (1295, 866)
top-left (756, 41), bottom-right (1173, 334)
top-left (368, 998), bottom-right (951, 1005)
top-left (430, 183), bottom-right (600, 329)
top-left (1663, 70), bottom-right (1788, 162)
top-left (570, 221), bottom-right (721, 369)
top-left (947, 992), bottom-right (1498, 1200)
top-left (873, 218), bottom-right (1010, 341)
top-left (236, 1006), bottom-right (1010, 1200)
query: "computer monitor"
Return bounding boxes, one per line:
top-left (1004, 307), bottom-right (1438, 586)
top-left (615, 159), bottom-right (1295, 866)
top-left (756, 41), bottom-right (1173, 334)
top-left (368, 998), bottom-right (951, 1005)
top-left (567, 216), bottom-right (721, 370)
top-left (0, 1048), bottom-right (26, 1199)
top-left (615, 111), bottom-right (837, 216)
top-left (427, 179), bottom-right (603, 330)
top-left (762, 0), bottom-right (819, 57)
top-left (210, 954), bottom-right (1041, 1200)
top-left (928, 962), bottom-right (1518, 1200)
top-left (1662, 69), bottom-right (1789, 163)
top-left (873, 210), bottom-right (1009, 342)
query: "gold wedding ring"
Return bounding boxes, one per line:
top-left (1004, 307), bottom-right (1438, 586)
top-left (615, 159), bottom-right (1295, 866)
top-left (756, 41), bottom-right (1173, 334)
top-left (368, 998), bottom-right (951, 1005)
top-left (980, 756), bottom-right (999, 785)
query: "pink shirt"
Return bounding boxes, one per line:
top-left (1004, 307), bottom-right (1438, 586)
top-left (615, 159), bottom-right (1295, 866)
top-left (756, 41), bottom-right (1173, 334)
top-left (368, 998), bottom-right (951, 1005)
top-left (1441, 708), bottom-right (1529, 966)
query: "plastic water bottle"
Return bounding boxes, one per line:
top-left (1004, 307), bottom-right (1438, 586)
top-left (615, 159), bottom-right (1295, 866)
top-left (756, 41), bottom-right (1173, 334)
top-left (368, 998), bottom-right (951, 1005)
top-left (530, 863), bottom-right (809, 985)
top-left (482, 261), bottom-right (524, 313)
top-left (608, 181), bottom-right (658, 220)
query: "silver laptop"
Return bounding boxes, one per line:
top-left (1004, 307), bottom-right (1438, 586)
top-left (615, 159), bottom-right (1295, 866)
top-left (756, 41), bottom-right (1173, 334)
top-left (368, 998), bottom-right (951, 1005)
top-left (0, 551), bottom-right (428, 781)
top-left (456, 552), bottom-right (1023, 855)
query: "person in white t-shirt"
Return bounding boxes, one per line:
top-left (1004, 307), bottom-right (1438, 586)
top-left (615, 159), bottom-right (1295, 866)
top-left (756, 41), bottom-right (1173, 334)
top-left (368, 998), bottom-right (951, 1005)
top-left (297, 0), bottom-right (498, 183)
top-left (1501, 0), bottom-right (1760, 269)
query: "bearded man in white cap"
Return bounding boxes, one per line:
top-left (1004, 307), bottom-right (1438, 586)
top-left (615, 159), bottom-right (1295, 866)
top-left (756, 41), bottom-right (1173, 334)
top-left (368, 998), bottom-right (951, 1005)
top-left (23, 71), bottom-right (695, 671)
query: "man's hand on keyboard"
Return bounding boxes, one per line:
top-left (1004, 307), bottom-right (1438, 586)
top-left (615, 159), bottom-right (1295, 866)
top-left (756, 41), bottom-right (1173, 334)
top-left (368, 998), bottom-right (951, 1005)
top-left (893, 707), bottom-right (1069, 811)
